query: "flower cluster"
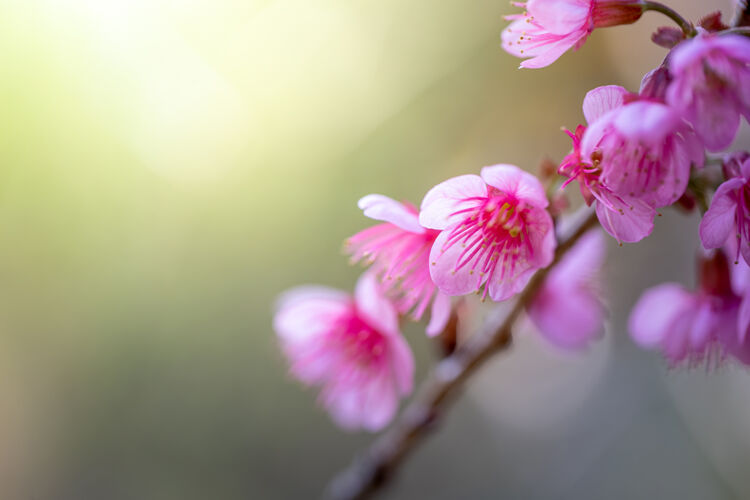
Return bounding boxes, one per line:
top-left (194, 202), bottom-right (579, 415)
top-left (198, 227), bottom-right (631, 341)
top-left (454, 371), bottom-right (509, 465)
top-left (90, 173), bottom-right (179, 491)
top-left (630, 249), bottom-right (750, 366)
top-left (275, 1), bottom-right (750, 433)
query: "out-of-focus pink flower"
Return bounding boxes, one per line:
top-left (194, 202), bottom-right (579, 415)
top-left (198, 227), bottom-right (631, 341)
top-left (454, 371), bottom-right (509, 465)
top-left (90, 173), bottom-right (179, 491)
top-left (629, 251), bottom-right (750, 367)
top-left (559, 86), bottom-right (656, 243)
top-left (581, 85), bottom-right (704, 207)
top-left (419, 164), bottom-right (555, 302)
top-left (501, 0), bottom-right (643, 69)
top-left (346, 195), bottom-right (451, 337)
top-left (667, 33), bottom-right (750, 151)
top-left (273, 273), bottom-right (414, 431)
top-left (528, 229), bottom-right (606, 349)
top-left (700, 155), bottom-right (750, 266)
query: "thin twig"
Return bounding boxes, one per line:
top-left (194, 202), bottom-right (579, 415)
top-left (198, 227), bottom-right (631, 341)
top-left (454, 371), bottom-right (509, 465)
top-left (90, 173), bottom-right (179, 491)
top-left (326, 210), bottom-right (600, 500)
top-left (641, 1), bottom-right (697, 37)
top-left (720, 26), bottom-right (750, 36)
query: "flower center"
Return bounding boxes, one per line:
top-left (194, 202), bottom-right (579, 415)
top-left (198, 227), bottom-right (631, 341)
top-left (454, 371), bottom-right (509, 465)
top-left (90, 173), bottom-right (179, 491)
top-left (334, 314), bottom-right (387, 368)
top-left (440, 190), bottom-right (532, 297)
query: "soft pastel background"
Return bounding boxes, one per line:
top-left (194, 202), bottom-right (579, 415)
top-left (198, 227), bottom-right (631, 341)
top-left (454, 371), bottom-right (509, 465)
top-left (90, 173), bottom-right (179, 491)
top-left (1, 0), bottom-right (749, 499)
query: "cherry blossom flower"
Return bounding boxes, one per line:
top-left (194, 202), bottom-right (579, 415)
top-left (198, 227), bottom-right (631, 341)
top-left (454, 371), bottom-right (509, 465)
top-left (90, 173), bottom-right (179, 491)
top-left (528, 229), bottom-right (606, 349)
top-left (502, 0), bottom-right (643, 69)
top-left (346, 194), bottom-right (451, 337)
top-left (581, 85), bottom-right (704, 208)
top-left (667, 33), bottom-right (750, 151)
top-left (700, 154), bottom-right (750, 266)
top-left (419, 164), bottom-right (555, 302)
top-left (629, 251), bottom-right (750, 367)
top-left (559, 86), bottom-right (656, 243)
top-left (273, 273), bottom-right (414, 431)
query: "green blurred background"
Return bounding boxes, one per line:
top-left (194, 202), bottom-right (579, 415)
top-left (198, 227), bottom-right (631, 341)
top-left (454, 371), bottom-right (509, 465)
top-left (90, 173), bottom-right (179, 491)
top-left (1, 1), bottom-right (749, 499)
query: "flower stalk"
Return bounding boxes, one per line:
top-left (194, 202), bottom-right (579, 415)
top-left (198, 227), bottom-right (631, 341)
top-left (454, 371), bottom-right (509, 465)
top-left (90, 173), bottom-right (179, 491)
top-left (641, 1), bottom-right (697, 36)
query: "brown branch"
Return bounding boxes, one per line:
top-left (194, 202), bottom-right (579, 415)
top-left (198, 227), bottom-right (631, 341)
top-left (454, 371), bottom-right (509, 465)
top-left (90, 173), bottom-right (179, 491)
top-left (326, 210), bottom-right (600, 500)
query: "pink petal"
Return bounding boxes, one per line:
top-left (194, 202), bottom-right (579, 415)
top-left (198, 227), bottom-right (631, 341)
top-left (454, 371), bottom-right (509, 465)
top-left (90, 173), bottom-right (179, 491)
top-left (480, 164), bottom-right (549, 208)
top-left (324, 385), bottom-right (362, 431)
top-left (668, 36), bottom-right (711, 75)
top-left (739, 293), bottom-right (750, 343)
top-left (501, 19), bottom-right (584, 69)
top-left (611, 101), bottom-right (680, 144)
top-left (357, 194), bottom-right (424, 234)
top-left (360, 374), bottom-right (398, 432)
top-left (488, 266), bottom-right (535, 302)
top-left (273, 286), bottom-right (351, 384)
top-left (274, 286), bottom-right (350, 345)
top-left (527, 0), bottom-right (591, 34)
top-left (716, 304), bottom-right (750, 365)
top-left (628, 283), bottom-right (693, 348)
top-left (529, 284), bottom-right (603, 350)
top-left (536, 215), bottom-right (557, 267)
top-left (688, 300), bottom-right (716, 348)
top-left (692, 95), bottom-right (741, 152)
top-left (419, 175), bottom-right (486, 230)
top-left (548, 229), bottom-right (605, 285)
top-left (324, 374), bottom-right (397, 432)
top-left (354, 272), bottom-right (399, 336)
top-left (670, 34), bottom-right (750, 75)
top-left (711, 34), bottom-right (750, 63)
top-left (518, 34), bottom-right (582, 69)
top-left (699, 178), bottom-right (743, 249)
top-left (582, 85), bottom-right (627, 124)
top-left (594, 195), bottom-right (654, 243)
top-left (730, 259), bottom-right (750, 295)
top-left (429, 229), bottom-right (485, 296)
top-left (741, 242), bottom-right (750, 268)
top-left (388, 333), bottom-right (415, 394)
top-left (580, 108), bottom-right (615, 157)
top-left (501, 19), bottom-right (538, 59)
top-left (425, 292), bottom-right (452, 337)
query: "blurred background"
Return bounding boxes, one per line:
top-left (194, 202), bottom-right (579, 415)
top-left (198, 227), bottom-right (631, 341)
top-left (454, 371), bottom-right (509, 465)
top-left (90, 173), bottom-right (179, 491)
top-left (1, 0), bottom-right (749, 498)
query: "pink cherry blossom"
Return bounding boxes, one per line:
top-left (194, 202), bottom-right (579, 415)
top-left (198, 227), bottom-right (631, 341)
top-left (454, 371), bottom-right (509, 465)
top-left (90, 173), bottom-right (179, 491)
top-left (501, 0), bottom-right (643, 69)
top-left (700, 154), bottom-right (750, 266)
top-left (559, 86), bottom-right (656, 243)
top-left (528, 229), bottom-right (606, 349)
top-left (273, 273), bottom-right (414, 431)
top-left (346, 194), bottom-right (451, 337)
top-left (629, 251), bottom-right (750, 367)
top-left (581, 85), bottom-right (704, 208)
top-left (667, 33), bottom-right (750, 151)
top-left (419, 164), bottom-right (555, 302)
